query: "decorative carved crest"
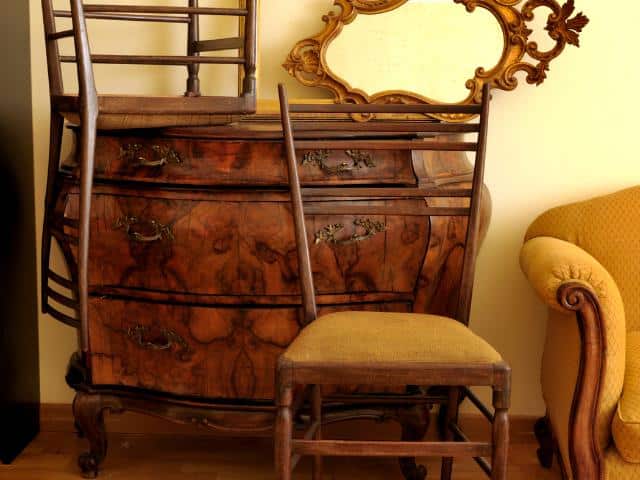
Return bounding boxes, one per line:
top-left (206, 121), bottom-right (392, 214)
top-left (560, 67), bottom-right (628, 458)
top-left (283, 0), bottom-right (588, 121)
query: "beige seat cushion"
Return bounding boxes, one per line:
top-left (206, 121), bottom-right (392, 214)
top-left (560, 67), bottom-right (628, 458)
top-left (283, 311), bottom-right (502, 365)
top-left (613, 331), bottom-right (640, 462)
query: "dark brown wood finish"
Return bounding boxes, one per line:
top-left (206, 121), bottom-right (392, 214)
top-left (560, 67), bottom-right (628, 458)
top-left (276, 83), bottom-right (510, 480)
top-left (44, 115), bottom-right (494, 477)
top-left (40, 0), bottom-right (259, 354)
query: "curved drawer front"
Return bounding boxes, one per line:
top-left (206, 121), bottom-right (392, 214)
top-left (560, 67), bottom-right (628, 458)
top-left (64, 191), bottom-right (430, 297)
top-left (88, 298), bottom-right (300, 399)
top-left (68, 135), bottom-right (416, 186)
top-left (89, 299), bottom-right (412, 399)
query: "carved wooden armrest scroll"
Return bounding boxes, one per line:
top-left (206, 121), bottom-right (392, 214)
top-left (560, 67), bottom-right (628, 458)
top-left (283, 0), bottom-right (589, 122)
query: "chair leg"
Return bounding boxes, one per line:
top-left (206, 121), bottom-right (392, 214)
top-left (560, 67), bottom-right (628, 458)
top-left (311, 385), bottom-right (323, 480)
top-left (491, 407), bottom-right (509, 480)
top-left (491, 364), bottom-right (511, 480)
top-left (440, 387), bottom-right (460, 480)
top-left (275, 385), bottom-right (294, 480)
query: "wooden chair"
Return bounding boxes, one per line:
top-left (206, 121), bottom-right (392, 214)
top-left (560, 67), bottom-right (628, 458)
top-left (40, 1), bottom-right (257, 356)
top-left (276, 83), bottom-right (511, 480)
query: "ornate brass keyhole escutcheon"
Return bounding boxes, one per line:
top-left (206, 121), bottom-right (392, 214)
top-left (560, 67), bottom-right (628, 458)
top-left (315, 218), bottom-right (386, 245)
top-left (114, 216), bottom-right (174, 243)
top-left (126, 325), bottom-right (193, 362)
top-left (302, 150), bottom-right (376, 176)
top-left (120, 144), bottom-right (183, 168)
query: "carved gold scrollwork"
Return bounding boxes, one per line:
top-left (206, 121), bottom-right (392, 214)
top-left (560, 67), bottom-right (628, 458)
top-left (284, 0), bottom-right (588, 121)
top-left (302, 149), bottom-right (376, 176)
top-left (315, 218), bottom-right (386, 245)
top-left (120, 144), bottom-right (182, 168)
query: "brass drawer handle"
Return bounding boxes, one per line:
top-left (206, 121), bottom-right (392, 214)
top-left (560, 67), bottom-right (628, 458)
top-left (315, 218), bottom-right (386, 245)
top-left (114, 216), bottom-right (174, 243)
top-left (127, 325), bottom-right (193, 362)
top-left (302, 150), bottom-right (376, 176)
top-left (120, 144), bottom-right (182, 168)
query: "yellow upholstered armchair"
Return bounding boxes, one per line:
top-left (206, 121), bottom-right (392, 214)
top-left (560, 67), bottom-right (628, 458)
top-left (520, 186), bottom-right (640, 480)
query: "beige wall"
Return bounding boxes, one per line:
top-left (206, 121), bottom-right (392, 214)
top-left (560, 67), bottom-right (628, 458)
top-left (30, 0), bottom-right (640, 416)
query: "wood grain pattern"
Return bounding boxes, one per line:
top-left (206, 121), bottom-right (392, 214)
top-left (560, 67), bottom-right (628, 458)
top-left (63, 134), bottom-right (416, 186)
top-left (89, 299), bottom-right (300, 400)
top-left (63, 192), bottom-right (428, 298)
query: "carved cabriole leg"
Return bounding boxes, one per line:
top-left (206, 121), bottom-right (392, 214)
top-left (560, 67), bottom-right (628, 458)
top-left (311, 385), bottom-right (323, 480)
top-left (73, 391), bottom-right (124, 478)
top-left (440, 387), bottom-right (461, 480)
top-left (396, 404), bottom-right (429, 480)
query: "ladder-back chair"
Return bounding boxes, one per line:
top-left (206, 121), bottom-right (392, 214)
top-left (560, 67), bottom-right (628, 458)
top-left (40, 0), bottom-right (257, 355)
top-left (276, 83), bottom-right (511, 480)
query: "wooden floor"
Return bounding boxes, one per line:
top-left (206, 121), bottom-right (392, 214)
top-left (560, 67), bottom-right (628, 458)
top-left (0, 407), bottom-right (562, 480)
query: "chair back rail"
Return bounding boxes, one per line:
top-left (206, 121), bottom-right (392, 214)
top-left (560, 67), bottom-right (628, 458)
top-left (42, 0), bottom-right (257, 102)
top-left (278, 83), bottom-right (492, 327)
top-left (40, 0), bottom-right (258, 351)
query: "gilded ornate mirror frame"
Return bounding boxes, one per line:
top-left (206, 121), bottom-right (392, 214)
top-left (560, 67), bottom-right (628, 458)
top-left (284, 0), bottom-right (589, 121)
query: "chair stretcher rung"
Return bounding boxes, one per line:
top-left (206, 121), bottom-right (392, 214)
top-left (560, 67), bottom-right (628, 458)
top-left (292, 440), bottom-right (492, 458)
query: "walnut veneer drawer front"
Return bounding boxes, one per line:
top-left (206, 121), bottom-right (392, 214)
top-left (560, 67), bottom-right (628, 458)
top-left (64, 191), bottom-right (430, 297)
top-left (88, 298), bottom-right (300, 399)
top-left (75, 135), bottom-right (416, 186)
top-left (88, 299), bottom-right (412, 399)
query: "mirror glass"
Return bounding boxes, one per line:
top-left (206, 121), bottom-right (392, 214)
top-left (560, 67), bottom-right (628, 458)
top-left (325, 0), bottom-right (504, 103)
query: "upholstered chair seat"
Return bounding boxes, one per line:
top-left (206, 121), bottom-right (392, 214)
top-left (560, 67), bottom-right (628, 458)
top-left (283, 312), bottom-right (502, 365)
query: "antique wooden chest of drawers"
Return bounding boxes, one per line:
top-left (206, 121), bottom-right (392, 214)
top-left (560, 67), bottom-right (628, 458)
top-left (45, 119), bottom-right (489, 477)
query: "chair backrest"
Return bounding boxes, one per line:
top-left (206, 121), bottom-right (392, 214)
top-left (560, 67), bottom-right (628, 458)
top-left (278, 83), bottom-right (492, 327)
top-left (41, 0), bottom-right (258, 116)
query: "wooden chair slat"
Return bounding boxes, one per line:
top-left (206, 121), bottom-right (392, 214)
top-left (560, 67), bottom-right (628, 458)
top-left (60, 54), bottom-right (245, 65)
top-left (294, 140), bottom-right (478, 152)
top-left (289, 103), bottom-right (482, 115)
top-left (195, 37), bottom-right (244, 52)
top-left (301, 187), bottom-right (473, 199)
top-left (291, 121), bottom-right (479, 133)
top-left (53, 11), bottom-right (190, 23)
top-left (56, 5), bottom-right (248, 16)
top-left (45, 305), bottom-right (80, 328)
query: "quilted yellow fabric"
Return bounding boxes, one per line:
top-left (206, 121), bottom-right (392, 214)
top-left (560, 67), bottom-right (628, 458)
top-left (525, 186), bottom-right (640, 330)
top-left (606, 447), bottom-right (640, 480)
top-left (612, 331), bottom-right (640, 462)
top-left (283, 311), bottom-right (502, 364)
top-left (520, 236), bottom-right (626, 478)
